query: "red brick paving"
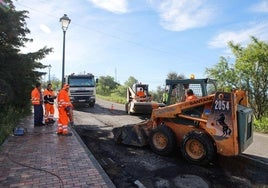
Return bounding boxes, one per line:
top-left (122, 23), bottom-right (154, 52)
top-left (0, 115), bottom-right (115, 188)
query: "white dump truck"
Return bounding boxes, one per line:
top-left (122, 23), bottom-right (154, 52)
top-left (66, 73), bottom-right (97, 107)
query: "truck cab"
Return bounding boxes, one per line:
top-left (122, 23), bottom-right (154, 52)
top-left (67, 73), bottom-right (97, 107)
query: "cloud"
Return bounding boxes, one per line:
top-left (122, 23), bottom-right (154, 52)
top-left (88, 0), bottom-right (129, 14)
top-left (250, 0), bottom-right (268, 13)
top-left (208, 22), bottom-right (268, 48)
top-left (148, 0), bottom-right (216, 31)
top-left (40, 24), bottom-right (51, 34)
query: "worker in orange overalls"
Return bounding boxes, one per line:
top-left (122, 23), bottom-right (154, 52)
top-left (185, 89), bottom-right (197, 101)
top-left (57, 84), bottom-right (73, 136)
top-left (43, 83), bottom-right (57, 124)
top-left (31, 82), bottom-right (45, 126)
top-left (137, 88), bottom-right (145, 97)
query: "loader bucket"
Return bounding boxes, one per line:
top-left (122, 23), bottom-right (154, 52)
top-left (131, 102), bottom-right (165, 114)
top-left (112, 123), bottom-right (149, 147)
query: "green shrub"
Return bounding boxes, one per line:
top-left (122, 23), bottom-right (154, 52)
top-left (254, 117), bottom-right (268, 133)
top-left (0, 105), bottom-right (31, 145)
top-left (97, 94), bottom-right (126, 104)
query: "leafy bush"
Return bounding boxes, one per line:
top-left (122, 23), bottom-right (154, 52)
top-left (254, 117), bottom-right (268, 133)
top-left (0, 105), bottom-right (31, 145)
top-left (97, 94), bottom-right (125, 104)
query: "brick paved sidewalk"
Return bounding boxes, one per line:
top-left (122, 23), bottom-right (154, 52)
top-left (0, 114), bottom-right (115, 188)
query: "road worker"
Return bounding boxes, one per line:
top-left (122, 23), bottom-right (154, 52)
top-left (43, 83), bottom-right (57, 124)
top-left (31, 82), bottom-right (45, 126)
top-left (137, 88), bottom-right (145, 98)
top-left (185, 89), bottom-right (197, 101)
top-left (162, 89), bottom-right (168, 104)
top-left (182, 83), bottom-right (190, 101)
top-left (57, 84), bottom-right (73, 136)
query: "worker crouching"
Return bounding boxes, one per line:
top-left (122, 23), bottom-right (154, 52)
top-left (43, 83), bottom-right (57, 124)
top-left (57, 84), bottom-right (73, 136)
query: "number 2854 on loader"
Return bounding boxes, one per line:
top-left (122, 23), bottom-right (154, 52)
top-left (112, 78), bottom-right (253, 165)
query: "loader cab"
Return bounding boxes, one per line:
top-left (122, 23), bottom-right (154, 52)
top-left (165, 78), bottom-right (217, 105)
top-left (133, 84), bottom-right (149, 97)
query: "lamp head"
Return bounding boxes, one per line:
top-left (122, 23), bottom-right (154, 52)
top-left (60, 14), bottom-right (71, 31)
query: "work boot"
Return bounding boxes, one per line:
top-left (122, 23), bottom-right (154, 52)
top-left (70, 121), bottom-right (74, 127)
top-left (62, 132), bottom-right (72, 136)
top-left (35, 123), bottom-right (45, 127)
top-left (49, 119), bottom-right (55, 124)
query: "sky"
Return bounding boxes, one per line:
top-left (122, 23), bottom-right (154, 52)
top-left (13, 0), bottom-right (268, 90)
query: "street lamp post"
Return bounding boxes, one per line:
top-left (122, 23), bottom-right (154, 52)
top-left (48, 64), bottom-right (52, 83)
top-left (60, 14), bottom-right (71, 88)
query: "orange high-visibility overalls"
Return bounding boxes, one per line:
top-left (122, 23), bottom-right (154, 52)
top-left (186, 95), bottom-right (197, 101)
top-left (31, 87), bottom-right (43, 125)
top-left (57, 86), bottom-right (73, 135)
top-left (43, 88), bottom-right (56, 123)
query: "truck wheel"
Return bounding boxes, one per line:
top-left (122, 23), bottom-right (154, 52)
top-left (181, 131), bottom-right (215, 165)
top-left (149, 125), bottom-right (176, 156)
top-left (89, 102), bottom-right (95, 107)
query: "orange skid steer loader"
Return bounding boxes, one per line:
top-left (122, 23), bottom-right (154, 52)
top-left (113, 79), bottom-right (253, 165)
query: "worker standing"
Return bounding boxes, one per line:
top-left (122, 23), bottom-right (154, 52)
top-left (185, 89), bottom-right (197, 101)
top-left (43, 83), bottom-right (57, 124)
top-left (162, 89), bottom-right (168, 104)
top-left (31, 82), bottom-right (45, 126)
top-left (57, 84), bottom-right (73, 136)
top-left (182, 83), bottom-right (190, 101)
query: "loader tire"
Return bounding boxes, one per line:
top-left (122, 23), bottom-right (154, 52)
top-left (125, 102), bottom-right (133, 115)
top-left (125, 103), bottom-right (129, 114)
top-left (149, 125), bottom-right (176, 156)
top-left (181, 131), bottom-right (215, 165)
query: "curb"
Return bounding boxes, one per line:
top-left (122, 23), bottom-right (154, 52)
top-left (71, 126), bottom-right (116, 188)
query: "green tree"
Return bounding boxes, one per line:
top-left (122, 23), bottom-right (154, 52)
top-left (110, 85), bottom-right (127, 103)
top-left (167, 72), bottom-right (178, 80)
top-left (151, 85), bottom-right (164, 102)
top-left (205, 57), bottom-right (236, 91)
top-left (167, 72), bottom-right (185, 80)
top-left (206, 36), bottom-right (268, 120)
top-left (0, 0), bottom-right (52, 108)
top-left (0, 1), bottom-right (31, 49)
top-left (96, 75), bottom-right (118, 96)
top-left (124, 76), bottom-right (138, 87)
top-left (0, 0), bottom-right (52, 143)
top-left (112, 85), bottom-right (126, 97)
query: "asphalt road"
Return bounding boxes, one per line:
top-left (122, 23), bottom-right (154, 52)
top-left (243, 132), bottom-right (268, 165)
top-left (73, 98), bottom-right (268, 188)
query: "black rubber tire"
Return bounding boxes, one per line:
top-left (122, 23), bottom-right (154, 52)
top-left (89, 102), bottom-right (95, 107)
top-left (125, 103), bottom-right (129, 114)
top-left (125, 102), bottom-right (133, 115)
top-left (181, 131), bottom-right (215, 165)
top-left (149, 125), bottom-right (176, 156)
